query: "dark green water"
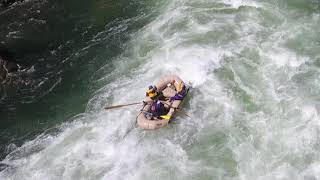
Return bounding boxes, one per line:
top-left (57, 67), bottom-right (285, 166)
top-left (0, 0), bottom-right (320, 179)
top-left (0, 0), bottom-right (165, 159)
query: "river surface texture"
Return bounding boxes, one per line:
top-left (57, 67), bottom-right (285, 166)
top-left (1, 0), bottom-right (320, 179)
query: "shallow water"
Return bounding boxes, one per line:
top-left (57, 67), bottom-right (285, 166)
top-left (1, 0), bottom-right (320, 179)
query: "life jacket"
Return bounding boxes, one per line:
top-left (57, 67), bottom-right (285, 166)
top-left (151, 91), bottom-right (166, 101)
top-left (150, 100), bottom-right (167, 117)
top-left (170, 86), bottom-right (187, 101)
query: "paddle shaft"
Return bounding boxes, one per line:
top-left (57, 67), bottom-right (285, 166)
top-left (105, 100), bottom-right (190, 117)
top-left (104, 100), bottom-right (155, 110)
top-left (104, 102), bottom-right (141, 110)
top-left (175, 108), bottom-right (191, 118)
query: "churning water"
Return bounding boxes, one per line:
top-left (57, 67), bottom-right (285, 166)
top-left (1, 0), bottom-right (320, 179)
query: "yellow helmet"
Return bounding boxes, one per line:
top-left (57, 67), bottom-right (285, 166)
top-left (176, 82), bottom-right (184, 92)
top-left (146, 85), bottom-right (157, 98)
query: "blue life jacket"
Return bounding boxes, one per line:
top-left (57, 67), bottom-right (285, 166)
top-left (170, 86), bottom-right (187, 101)
top-left (150, 101), bottom-right (167, 117)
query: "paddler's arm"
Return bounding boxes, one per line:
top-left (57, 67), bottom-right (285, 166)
top-left (142, 97), bottom-right (152, 111)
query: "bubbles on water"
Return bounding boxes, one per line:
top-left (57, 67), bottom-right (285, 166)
top-left (2, 0), bottom-right (320, 179)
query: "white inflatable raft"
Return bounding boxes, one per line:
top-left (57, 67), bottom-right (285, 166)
top-left (136, 75), bottom-right (189, 130)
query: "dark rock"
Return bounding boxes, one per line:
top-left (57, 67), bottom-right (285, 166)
top-left (0, 65), bottom-right (6, 82)
top-left (5, 61), bottom-right (18, 72)
top-left (0, 48), bottom-right (19, 82)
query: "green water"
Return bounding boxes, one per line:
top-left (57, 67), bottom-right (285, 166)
top-left (1, 0), bottom-right (320, 179)
top-left (0, 0), bottom-right (167, 159)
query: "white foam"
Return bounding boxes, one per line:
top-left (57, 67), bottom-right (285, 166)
top-left (221, 0), bottom-right (261, 9)
top-left (266, 48), bottom-right (308, 68)
top-left (2, 0), bottom-right (320, 179)
top-left (2, 0), bottom-right (236, 178)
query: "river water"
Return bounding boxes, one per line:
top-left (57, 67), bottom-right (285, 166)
top-left (1, 0), bottom-right (320, 179)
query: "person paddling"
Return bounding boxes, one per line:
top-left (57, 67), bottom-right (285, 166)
top-left (136, 75), bottom-right (189, 129)
top-left (151, 75), bottom-right (187, 119)
top-left (165, 81), bottom-right (187, 119)
top-left (169, 81), bottom-right (187, 101)
top-left (144, 85), bottom-right (171, 120)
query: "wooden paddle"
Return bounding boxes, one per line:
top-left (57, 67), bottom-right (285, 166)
top-left (175, 107), bottom-right (191, 118)
top-left (104, 100), bottom-right (191, 118)
top-left (104, 102), bottom-right (142, 110)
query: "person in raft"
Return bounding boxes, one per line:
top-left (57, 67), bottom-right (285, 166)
top-left (144, 79), bottom-right (187, 120)
top-left (144, 85), bottom-right (171, 120)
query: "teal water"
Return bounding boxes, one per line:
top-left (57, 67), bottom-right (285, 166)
top-left (1, 0), bottom-right (320, 179)
top-left (0, 0), bottom-right (165, 158)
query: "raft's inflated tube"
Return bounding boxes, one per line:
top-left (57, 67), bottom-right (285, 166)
top-left (155, 74), bottom-right (185, 92)
top-left (136, 75), bottom-right (185, 130)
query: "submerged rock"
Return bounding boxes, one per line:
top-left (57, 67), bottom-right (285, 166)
top-left (0, 49), bottom-right (19, 83)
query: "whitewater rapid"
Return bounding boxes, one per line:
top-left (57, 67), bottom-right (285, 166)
top-left (1, 0), bottom-right (320, 179)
